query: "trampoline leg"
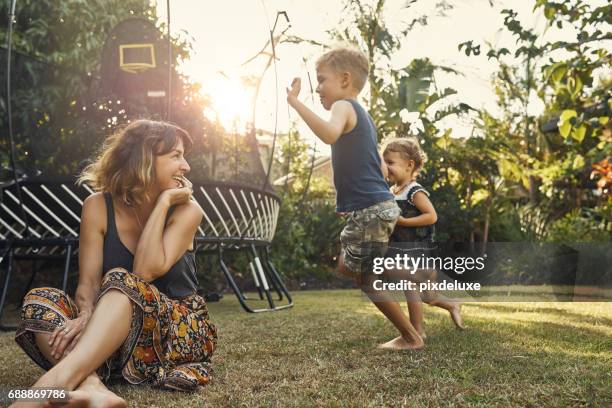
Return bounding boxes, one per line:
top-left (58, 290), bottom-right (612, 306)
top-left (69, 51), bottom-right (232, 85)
top-left (246, 250), bottom-right (264, 300)
top-left (0, 247), bottom-right (17, 331)
top-left (215, 245), bottom-right (292, 313)
top-left (265, 246), bottom-right (293, 306)
top-left (250, 245), bottom-right (275, 309)
top-left (61, 243), bottom-right (72, 293)
top-left (250, 261), bottom-right (265, 300)
top-left (219, 247), bottom-right (254, 313)
top-left (257, 247), bottom-right (284, 301)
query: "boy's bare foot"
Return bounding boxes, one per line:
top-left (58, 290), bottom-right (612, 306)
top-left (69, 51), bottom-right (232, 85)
top-left (377, 335), bottom-right (424, 350)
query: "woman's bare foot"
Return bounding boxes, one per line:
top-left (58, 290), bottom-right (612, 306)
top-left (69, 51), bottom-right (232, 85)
top-left (10, 402), bottom-right (46, 408)
top-left (377, 335), bottom-right (424, 350)
top-left (46, 373), bottom-right (125, 408)
top-left (55, 389), bottom-right (126, 408)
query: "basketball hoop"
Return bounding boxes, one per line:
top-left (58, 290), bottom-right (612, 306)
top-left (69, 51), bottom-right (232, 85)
top-left (119, 43), bottom-right (156, 74)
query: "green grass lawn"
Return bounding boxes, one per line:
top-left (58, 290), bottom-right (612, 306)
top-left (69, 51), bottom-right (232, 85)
top-left (1, 290), bottom-right (610, 407)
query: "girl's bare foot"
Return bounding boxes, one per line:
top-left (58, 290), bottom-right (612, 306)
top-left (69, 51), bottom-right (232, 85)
top-left (429, 299), bottom-right (465, 330)
top-left (377, 335), bottom-right (424, 350)
top-left (448, 302), bottom-right (465, 329)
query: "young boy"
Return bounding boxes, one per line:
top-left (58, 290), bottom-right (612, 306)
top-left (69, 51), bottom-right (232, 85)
top-left (287, 46), bottom-right (424, 350)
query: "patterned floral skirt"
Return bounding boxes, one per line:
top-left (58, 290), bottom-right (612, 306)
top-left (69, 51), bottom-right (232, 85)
top-left (15, 268), bottom-right (217, 391)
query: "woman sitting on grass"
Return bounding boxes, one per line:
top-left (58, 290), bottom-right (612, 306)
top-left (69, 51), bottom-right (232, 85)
top-left (13, 120), bottom-right (217, 407)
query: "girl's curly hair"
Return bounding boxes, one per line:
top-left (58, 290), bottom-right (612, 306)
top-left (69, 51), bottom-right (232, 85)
top-left (383, 136), bottom-right (428, 175)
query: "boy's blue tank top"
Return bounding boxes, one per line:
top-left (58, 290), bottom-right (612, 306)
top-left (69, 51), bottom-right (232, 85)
top-left (331, 99), bottom-right (393, 212)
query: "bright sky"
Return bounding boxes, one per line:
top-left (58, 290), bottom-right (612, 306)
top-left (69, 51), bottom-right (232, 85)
top-left (155, 0), bottom-right (609, 155)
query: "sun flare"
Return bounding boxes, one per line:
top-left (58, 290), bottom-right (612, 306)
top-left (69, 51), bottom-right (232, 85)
top-left (204, 75), bottom-right (252, 132)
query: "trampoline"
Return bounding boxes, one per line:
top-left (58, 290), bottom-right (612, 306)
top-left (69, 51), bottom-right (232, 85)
top-left (0, 8), bottom-right (293, 330)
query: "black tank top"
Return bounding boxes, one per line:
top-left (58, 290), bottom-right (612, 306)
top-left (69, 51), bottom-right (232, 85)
top-left (330, 99), bottom-right (393, 212)
top-left (102, 192), bottom-right (199, 298)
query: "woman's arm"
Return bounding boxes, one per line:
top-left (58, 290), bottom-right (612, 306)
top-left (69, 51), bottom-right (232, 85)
top-left (49, 193), bottom-right (105, 358)
top-left (75, 194), bottom-right (106, 315)
top-left (132, 190), bottom-right (203, 282)
top-left (396, 191), bottom-right (438, 227)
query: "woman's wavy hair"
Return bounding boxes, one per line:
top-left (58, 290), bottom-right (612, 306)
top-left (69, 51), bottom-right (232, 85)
top-left (78, 119), bottom-right (193, 206)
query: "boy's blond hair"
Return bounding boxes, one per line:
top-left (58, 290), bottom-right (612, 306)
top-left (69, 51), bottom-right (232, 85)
top-left (316, 46), bottom-right (369, 92)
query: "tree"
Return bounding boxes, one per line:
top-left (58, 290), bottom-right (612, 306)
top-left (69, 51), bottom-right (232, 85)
top-left (0, 0), bottom-right (215, 179)
top-left (270, 127), bottom-right (343, 283)
top-left (328, 0), bottom-right (467, 140)
top-left (459, 0), bottom-right (611, 240)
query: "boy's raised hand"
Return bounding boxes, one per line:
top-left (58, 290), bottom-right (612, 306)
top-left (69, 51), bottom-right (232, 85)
top-left (286, 77), bottom-right (301, 101)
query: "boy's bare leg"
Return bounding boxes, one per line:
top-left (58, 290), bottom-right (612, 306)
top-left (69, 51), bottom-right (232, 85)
top-left (338, 254), bottom-right (423, 349)
top-left (336, 253), bottom-right (355, 279)
top-left (12, 290), bottom-right (131, 408)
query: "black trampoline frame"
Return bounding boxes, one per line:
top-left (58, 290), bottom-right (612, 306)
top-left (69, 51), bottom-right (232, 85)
top-left (0, 176), bottom-right (293, 330)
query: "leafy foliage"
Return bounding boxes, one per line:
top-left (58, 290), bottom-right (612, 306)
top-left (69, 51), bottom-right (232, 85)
top-left (288, 0), bottom-right (610, 279)
top-left (269, 128), bottom-right (344, 283)
top-left (0, 0), bottom-right (217, 179)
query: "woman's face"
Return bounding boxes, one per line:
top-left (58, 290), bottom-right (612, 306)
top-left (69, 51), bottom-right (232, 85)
top-left (154, 137), bottom-right (191, 190)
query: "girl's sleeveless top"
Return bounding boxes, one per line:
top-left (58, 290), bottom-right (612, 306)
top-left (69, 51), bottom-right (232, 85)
top-left (390, 181), bottom-right (435, 243)
top-left (101, 192), bottom-right (198, 298)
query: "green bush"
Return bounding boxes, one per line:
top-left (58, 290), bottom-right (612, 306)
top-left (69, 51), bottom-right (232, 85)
top-left (546, 205), bottom-right (611, 242)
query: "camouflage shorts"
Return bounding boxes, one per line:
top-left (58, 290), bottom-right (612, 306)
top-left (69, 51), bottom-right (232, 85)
top-left (339, 199), bottom-right (400, 281)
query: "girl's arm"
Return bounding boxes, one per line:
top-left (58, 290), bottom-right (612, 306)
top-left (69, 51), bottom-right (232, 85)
top-left (132, 188), bottom-right (203, 282)
top-left (396, 191), bottom-right (437, 227)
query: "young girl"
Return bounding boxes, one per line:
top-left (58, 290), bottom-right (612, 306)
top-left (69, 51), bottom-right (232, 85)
top-left (382, 137), bottom-right (464, 342)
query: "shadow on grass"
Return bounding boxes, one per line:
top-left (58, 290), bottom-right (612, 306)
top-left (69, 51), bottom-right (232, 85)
top-left (470, 303), bottom-right (612, 327)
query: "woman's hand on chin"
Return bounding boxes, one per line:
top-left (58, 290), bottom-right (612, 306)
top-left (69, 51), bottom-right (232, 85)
top-left (158, 176), bottom-right (193, 208)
